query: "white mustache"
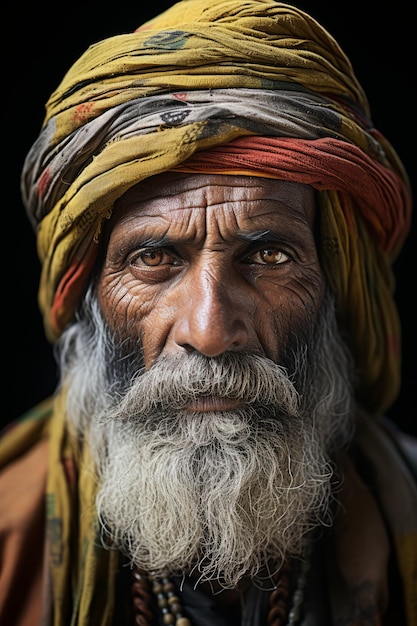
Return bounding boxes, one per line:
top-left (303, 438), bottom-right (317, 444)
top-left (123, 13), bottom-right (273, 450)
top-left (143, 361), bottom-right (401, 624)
top-left (104, 351), bottom-right (300, 421)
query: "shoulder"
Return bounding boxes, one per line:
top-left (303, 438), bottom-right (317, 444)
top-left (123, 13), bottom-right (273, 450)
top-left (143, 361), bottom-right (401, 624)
top-left (353, 410), bottom-right (417, 483)
top-left (0, 405), bottom-right (52, 626)
top-left (378, 416), bottom-right (417, 481)
top-left (0, 398), bottom-right (55, 468)
top-left (0, 399), bottom-right (53, 547)
top-left (0, 398), bottom-right (54, 529)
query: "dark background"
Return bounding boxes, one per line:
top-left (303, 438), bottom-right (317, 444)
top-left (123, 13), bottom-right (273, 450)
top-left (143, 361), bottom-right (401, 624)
top-left (7, 2), bottom-right (415, 434)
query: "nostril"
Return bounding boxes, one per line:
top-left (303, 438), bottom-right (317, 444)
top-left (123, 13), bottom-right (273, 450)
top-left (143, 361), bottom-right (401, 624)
top-left (181, 343), bottom-right (196, 354)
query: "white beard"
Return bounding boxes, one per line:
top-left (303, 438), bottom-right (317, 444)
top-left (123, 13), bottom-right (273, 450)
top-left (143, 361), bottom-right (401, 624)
top-left (58, 288), bottom-right (355, 588)
top-left (94, 404), bottom-right (334, 587)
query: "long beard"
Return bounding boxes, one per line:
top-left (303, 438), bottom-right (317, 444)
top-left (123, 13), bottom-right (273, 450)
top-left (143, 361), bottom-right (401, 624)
top-left (57, 287), bottom-right (355, 587)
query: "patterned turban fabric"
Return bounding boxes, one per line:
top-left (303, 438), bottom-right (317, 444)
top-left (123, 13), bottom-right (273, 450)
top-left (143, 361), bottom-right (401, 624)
top-left (21, 0), bottom-right (412, 413)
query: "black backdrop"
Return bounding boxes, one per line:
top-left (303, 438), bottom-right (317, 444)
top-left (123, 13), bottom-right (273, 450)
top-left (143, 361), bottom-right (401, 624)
top-left (7, 1), bottom-right (415, 435)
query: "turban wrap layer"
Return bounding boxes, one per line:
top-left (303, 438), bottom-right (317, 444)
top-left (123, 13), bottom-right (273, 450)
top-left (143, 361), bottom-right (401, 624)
top-left (21, 0), bottom-right (412, 413)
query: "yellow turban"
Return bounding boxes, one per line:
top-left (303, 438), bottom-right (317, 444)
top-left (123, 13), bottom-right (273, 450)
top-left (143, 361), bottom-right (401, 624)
top-left (21, 0), bottom-right (412, 413)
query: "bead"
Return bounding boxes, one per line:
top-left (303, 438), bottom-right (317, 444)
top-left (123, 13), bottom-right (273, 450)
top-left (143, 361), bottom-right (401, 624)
top-left (133, 597), bottom-right (145, 610)
top-left (131, 544), bottom-right (312, 626)
top-left (153, 582), bottom-right (163, 594)
top-left (157, 595), bottom-right (168, 609)
top-left (169, 602), bottom-right (182, 614)
top-left (293, 589), bottom-right (304, 604)
top-left (268, 607), bottom-right (286, 621)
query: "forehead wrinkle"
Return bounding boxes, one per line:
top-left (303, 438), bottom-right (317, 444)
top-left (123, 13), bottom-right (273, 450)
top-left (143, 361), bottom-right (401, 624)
top-left (119, 196), bottom-right (245, 241)
top-left (158, 202), bottom-right (241, 246)
top-left (113, 202), bottom-right (313, 253)
top-left (112, 175), bottom-right (316, 245)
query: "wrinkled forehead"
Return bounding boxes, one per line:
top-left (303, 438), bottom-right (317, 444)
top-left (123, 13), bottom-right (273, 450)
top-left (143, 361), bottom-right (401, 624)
top-left (111, 172), bottom-right (317, 225)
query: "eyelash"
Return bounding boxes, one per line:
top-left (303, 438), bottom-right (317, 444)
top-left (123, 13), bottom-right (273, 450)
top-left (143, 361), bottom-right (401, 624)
top-left (128, 244), bottom-right (291, 268)
top-left (242, 248), bottom-right (290, 265)
top-left (129, 247), bottom-right (180, 267)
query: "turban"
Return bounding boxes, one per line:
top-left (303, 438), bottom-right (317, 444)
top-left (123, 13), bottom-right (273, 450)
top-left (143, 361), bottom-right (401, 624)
top-left (21, 0), bottom-right (412, 413)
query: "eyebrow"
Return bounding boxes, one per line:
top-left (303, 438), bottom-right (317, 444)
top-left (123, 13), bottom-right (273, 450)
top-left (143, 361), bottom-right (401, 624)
top-left (237, 230), bottom-right (274, 242)
top-left (116, 234), bottom-right (175, 256)
top-left (118, 228), bottom-right (307, 253)
top-left (138, 235), bottom-right (174, 247)
top-left (136, 231), bottom-right (291, 246)
top-left (236, 230), bottom-right (301, 244)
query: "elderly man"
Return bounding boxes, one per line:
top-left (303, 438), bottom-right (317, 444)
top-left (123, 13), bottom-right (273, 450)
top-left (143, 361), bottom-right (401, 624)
top-left (1, 0), bottom-right (416, 625)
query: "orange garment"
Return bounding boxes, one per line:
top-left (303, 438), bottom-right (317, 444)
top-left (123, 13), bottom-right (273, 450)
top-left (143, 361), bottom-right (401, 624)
top-left (0, 438), bottom-right (48, 626)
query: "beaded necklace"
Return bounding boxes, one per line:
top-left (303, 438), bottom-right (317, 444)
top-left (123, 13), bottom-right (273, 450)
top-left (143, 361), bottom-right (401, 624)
top-left (131, 553), bottom-right (310, 626)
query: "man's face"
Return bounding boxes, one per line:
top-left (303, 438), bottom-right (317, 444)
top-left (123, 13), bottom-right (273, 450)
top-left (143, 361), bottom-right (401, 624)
top-left (98, 172), bottom-right (325, 381)
top-left (65, 173), bottom-right (353, 585)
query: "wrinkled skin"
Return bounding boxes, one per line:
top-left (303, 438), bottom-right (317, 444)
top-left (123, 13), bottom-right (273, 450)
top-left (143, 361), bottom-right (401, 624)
top-left (98, 172), bottom-right (325, 414)
top-left (96, 172), bottom-right (327, 606)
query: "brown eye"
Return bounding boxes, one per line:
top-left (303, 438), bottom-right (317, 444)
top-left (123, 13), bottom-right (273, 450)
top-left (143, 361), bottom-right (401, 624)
top-left (140, 249), bottom-right (165, 266)
top-left (130, 247), bottom-right (181, 268)
top-left (255, 248), bottom-right (289, 265)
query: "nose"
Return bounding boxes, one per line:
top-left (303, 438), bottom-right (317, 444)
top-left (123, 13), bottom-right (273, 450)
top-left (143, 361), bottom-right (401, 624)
top-left (171, 270), bottom-right (249, 357)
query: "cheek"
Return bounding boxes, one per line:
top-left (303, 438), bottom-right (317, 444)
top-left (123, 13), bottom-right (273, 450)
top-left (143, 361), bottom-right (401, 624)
top-left (97, 272), bottom-right (173, 364)
top-left (98, 273), bottom-right (149, 336)
top-left (257, 273), bottom-right (325, 360)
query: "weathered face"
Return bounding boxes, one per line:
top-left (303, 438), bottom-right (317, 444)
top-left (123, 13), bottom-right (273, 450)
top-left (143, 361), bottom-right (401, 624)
top-left (87, 173), bottom-right (351, 583)
top-left (98, 172), bottom-right (325, 377)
